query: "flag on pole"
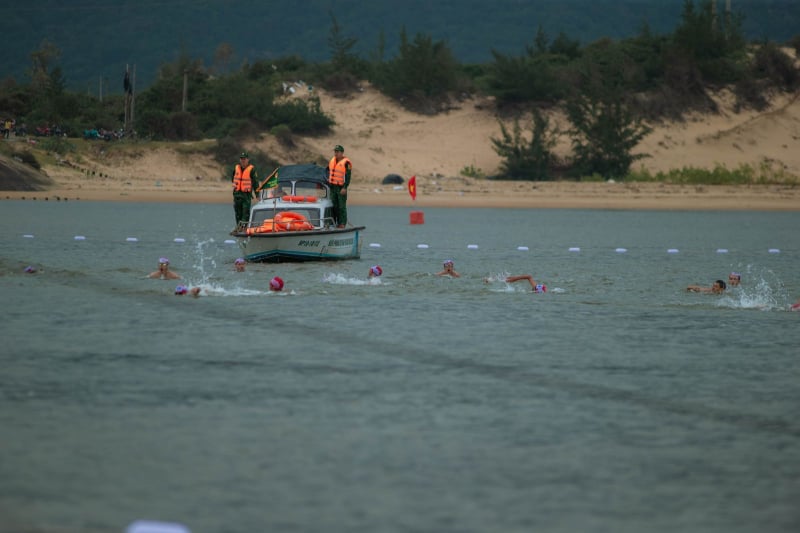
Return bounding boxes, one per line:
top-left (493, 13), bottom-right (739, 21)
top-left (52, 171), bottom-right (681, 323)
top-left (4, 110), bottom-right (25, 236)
top-left (256, 167), bottom-right (279, 193)
top-left (408, 175), bottom-right (417, 200)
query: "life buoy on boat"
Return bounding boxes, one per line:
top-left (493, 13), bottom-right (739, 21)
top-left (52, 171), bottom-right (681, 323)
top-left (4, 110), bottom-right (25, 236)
top-left (246, 219), bottom-right (276, 234)
top-left (281, 195), bottom-right (318, 203)
top-left (274, 211), bottom-right (314, 231)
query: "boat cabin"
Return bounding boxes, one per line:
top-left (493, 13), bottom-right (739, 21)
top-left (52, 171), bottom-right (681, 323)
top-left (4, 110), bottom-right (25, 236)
top-left (249, 164), bottom-right (335, 230)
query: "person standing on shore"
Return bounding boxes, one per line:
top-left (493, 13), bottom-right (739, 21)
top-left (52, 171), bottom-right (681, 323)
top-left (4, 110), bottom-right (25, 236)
top-left (232, 152), bottom-right (259, 230)
top-left (327, 145), bottom-right (351, 228)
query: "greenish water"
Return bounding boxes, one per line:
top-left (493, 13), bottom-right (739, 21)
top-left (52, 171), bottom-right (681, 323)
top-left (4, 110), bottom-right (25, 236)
top-left (1, 201), bottom-right (799, 533)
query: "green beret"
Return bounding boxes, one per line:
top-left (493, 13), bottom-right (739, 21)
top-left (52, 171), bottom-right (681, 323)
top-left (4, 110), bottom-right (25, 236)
top-left (334, 145), bottom-right (344, 153)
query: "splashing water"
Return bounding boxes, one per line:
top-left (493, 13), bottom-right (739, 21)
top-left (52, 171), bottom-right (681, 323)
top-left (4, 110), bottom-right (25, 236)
top-left (189, 238), bottom-right (219, 284)
top-left (322, 272), bottom-right (379, 286)
top-left (716, 270), bottom-right (788, 311)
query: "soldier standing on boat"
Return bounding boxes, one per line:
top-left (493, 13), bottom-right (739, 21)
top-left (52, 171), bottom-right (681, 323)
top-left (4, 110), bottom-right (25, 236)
top-left (327, 145), bottom-right (351, 228)
top-left (232, 151), bottom-right (259, 230)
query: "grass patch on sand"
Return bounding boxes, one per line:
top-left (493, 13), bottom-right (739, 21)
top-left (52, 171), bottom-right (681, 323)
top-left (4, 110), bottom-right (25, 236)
top-left (626, 162), bottom-right (799, 186)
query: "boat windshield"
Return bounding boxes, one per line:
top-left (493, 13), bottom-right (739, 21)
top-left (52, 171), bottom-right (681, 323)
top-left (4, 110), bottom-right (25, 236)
top-left (262, 179), bottom-right (327, 200)
top-left (295, 179), bottom-right (327, 199)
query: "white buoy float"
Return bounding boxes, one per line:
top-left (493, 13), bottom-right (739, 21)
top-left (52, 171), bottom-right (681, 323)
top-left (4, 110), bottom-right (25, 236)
top-left (568, 247), bottom-right (580, 252)
top-left (417, 244), bottom-right (429, 249)
top-left (517, 246), bottom-right (529, 251)
top-left (667, 248), bottom-right (679, 254)
top-left (74, 235), bottom-right (86, 240)
top-left (224, 239), bottom-right (236, 244)
top-left (467, 244), bottom-right (479, 250)
top-left (174, 238), bottom-right (186, 243)
top-left (369, 243), bottom-right (381, 248)
top-left (23, 234), bottom-right (34, 238)
top-left (768, 248), bottom-right (780, 253)
top-left (126, 237), bottom-right (138, 242)
top-left (716, 248), bottom-right (728, 253)
top-left (615, 247), bottom-right (627, 253)
top-left (125, 520), bottom-right (191, 533)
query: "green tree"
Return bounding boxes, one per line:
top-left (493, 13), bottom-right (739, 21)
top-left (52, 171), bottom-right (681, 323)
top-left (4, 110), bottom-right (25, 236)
top-left (491, 109), bottom-right (559, 180)
top-left (566, 94), bottom-right (651, 179)
top-left (213, 42), bottom-right (235, 74)
top-left (671, 0), bottom-right (747, 84)
top-left (372, 28), bottom-right (460, 110)
top-left (328, 14), bottom-right (358, 73)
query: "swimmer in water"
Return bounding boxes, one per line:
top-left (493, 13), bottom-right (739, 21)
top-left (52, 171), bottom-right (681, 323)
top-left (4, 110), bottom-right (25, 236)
top-left (436, 259), bottom-right (460, 278)
top-left (368, 265), bottom-right (383, 278)
top-left (269, 276), bottom-right (284, 292)
top-left (727, 272), bottom-right (741, 287)
top-left (234, 257), bottom-right (246, 272)
top-left (149, 257), bottom-right (181, 280)
top-left (485, 274), bottom-right (546, 292)
top-left (175, 285), bottom-right (201, 297)
top-left (686, 279), bottom-right (726, 294)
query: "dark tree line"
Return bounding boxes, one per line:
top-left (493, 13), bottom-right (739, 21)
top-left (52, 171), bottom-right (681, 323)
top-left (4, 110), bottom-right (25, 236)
top-left (1, 1), bottom-right (798, 180)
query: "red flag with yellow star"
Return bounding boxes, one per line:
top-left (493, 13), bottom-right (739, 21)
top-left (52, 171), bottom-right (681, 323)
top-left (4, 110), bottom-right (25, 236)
top-left (408, 175), bottom-right (417, 200)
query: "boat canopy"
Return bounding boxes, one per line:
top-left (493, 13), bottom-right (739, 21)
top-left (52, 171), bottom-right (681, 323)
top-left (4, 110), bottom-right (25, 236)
top-left (275, 164), bottom-right (328, 186)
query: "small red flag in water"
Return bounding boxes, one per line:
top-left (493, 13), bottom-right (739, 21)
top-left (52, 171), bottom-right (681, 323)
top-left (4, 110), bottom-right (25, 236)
top-left (408, 175), bottom-right (417, 200)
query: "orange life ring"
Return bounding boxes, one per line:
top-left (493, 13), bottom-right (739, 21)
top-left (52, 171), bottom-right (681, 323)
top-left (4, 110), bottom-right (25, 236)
top-left (281, 195), bottom-right (318, 203)
top-left (274, 211), bottom-right (313, 231)
top-left (247, 219), bottom-right (276, 234)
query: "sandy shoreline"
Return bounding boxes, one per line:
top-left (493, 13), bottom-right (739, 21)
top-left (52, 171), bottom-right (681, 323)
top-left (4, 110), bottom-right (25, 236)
top-left (3, 83), bottom-right (800, 211)
top-left (3, 181), bottom-right (799, 211)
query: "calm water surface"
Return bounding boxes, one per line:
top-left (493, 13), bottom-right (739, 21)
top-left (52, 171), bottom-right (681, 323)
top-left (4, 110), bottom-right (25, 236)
top-left (1, 201), bottom-right (799, 533)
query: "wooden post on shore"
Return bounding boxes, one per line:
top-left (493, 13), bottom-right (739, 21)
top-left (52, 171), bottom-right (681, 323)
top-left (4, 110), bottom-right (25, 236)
top-left (725, 0), bottom-right (732, 35)
top-left (131, 64), bottom-right (136, 131)
top-left (124, 64), bottom-right (137, 134)
top-left (182, 69), bottom-right (188, 112)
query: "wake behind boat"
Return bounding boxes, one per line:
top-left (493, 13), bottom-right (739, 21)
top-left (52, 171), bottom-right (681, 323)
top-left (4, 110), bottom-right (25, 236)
top-left (231, 163), bottom-right (365, 262)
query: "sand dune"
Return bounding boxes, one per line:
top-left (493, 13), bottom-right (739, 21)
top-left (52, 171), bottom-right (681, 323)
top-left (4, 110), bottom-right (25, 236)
top-left (3, 82), bottom-right (800, 210)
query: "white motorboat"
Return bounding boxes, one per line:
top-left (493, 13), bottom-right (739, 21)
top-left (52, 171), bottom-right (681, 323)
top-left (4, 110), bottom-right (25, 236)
top-left (231, 163), bottom-right (365, 262)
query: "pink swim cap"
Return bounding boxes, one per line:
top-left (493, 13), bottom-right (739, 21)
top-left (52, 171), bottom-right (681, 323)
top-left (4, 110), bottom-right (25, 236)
top-left (235, 258), bottom-right (245, 265)
top-left (270, 276), bottom-right (284, 291)
top-left (534, 284), bottom-right (547, 293)
top-left (24, 265), bottom-right (37, 273)
top-left (159, 257), bottom-right (169, 265)
top-left (174, 285), bottom-right (188, 295)
top-left (370, 265), bottom-right (382, 276)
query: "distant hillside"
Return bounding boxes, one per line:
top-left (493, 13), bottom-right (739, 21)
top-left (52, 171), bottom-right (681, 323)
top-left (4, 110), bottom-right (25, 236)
top-left (2, 0), bottom-right (799, 92)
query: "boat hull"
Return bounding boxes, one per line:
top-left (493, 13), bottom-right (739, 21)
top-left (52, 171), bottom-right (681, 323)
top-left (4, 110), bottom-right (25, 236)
top-left (235, 226), bottom-right (365, 262)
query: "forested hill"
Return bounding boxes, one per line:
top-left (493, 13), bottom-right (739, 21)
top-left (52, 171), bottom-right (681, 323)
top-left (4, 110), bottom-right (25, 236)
top-left (3, 0), bottom-right (799, 91)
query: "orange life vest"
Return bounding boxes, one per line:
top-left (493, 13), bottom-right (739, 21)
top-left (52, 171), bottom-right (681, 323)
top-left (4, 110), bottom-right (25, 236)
top-left (327, 157), bottom-right (351, 186)
top-left (233, 164), bottom-right (254, 192)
